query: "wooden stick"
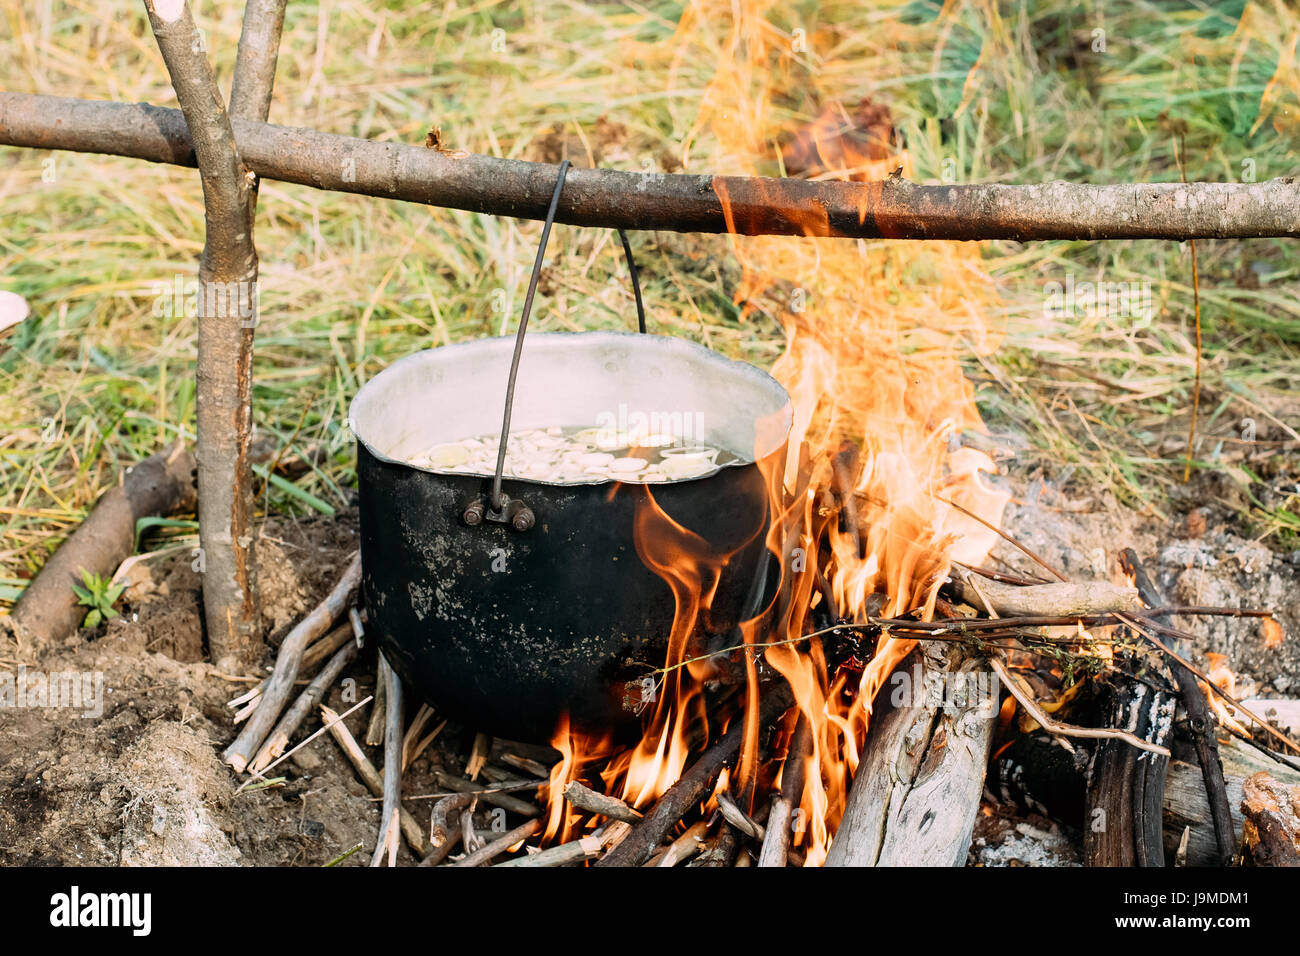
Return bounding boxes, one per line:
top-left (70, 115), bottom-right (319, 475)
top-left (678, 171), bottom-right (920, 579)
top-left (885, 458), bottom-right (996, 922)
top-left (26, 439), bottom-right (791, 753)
top-left (499, 753), bottom-right (552, 779)
top-left (364, 659), bottom-right (387, 747)
top-left (5, 93), bottom-right (1300, 242)
top-left (428, 793), bottom-right (474, 854)
top-left (459, 799), bottom-right (482, 855)
top-left (227, 620), bottom-right (354, 713)
top-left (758, 715), bottom-right (810, 867)
top-left (433, 771), bottom-right (540, 818)
top-left (949, 567), bottom-right (1141, 617)
top-left (989, 655), bottom-right (1170, 757)
top-left (401, 704), bottom-right (436, 771)
top-left (229, 0), bottom-right (288, 122)
top-left (416, 820), bottom-right (462, 867)
top-left (141, 1), bottom-right (261, 668)
top-left (1120, 548), bottom-right (1236, 866)
top-left (656, 821), bottom-right (709, 867)
top-left (451, 820), bottom-right (541, 867)
top-left (319, 703), bottom-right (429, 857)
top-left (223, 552), bottom-right (361, 772)
top-left (562, 781), bottom-right (642, 824)
top-left (495, 836), bottom-right (603, 867)
top-left (9, 442), bottom-right (195, 645)
top-left (370, 656), bottom-right (403, 867)
top-left (249, 637), bottom-right (358, 772)
top-left (598, 681), bottom-right (793, 867)
top-left (715, 791), bottom-right (764, 841)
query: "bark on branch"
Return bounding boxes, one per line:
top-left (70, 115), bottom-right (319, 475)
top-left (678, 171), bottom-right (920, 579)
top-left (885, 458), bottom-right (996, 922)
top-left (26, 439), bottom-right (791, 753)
top-left (229, 0), bottom-right (288, 123)
top-left (141, 1), bottom-right (260, 669)
top-left (3, 93), bottom-right (1300, 241)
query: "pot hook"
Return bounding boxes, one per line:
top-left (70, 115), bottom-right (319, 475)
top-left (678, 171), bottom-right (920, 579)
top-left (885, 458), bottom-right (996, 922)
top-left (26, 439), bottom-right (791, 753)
top-left (464, 158), bottom-right (649, 531)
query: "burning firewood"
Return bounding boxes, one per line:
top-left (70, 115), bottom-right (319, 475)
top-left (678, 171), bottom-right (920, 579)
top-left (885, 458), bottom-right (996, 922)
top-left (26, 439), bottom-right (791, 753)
top-left (827, 644), bottom-right (996, 867)
top-left (562, 781), bottom-right (642, 823)
top-left (1241, 772), bottom-right (1300, 867)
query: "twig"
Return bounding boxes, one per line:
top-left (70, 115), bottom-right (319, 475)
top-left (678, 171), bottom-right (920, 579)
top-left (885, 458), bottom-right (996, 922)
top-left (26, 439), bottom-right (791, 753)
top-left (364, 659), bottom-right (387, 747)
top-left (598, 681), bottom-right (794, 867)
top-left (1122, 614), bottom-right (1300, 756)
top-left (319, 703), bottom-right (429, 857)
top-left (451, 820), bottom-right (541, 867)
top-left (932, 495), bottom-right (1067, 581)
top-left (227, 619), bottom-right (355, 712)
top-left (238, 695), bottom-right (370, 789)
top-left (223, 551), bottom-right (361, 772)
top-left (249, 637), bottom-right (358, 772)
top-left (401, 704), bottom-right (437, 771)
top-left (562, 781), bottom-right (642, 824)
top-left (987, 655), bottom-right (1170, 757)
top-left (459, 798), bottom-right (482, 855)
top-left (433, 771), bottom-right (540, 818)
top-left (370, 656), bottom-right (404, 867)
top-left (656, 821), bottom-right (710, 867)
top-left (758, 715), bottom-right (810, 868)
top-left (715, 791), bottom-right (764, 841)
top-left (494, 835), bottom-right (603, 867)
top-left (1120, 548), bottom-right (1235, 865)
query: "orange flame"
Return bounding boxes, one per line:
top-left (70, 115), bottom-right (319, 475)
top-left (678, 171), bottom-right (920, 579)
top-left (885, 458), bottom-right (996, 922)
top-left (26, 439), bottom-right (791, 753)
top-left (544, 0), bottom-right (1010, 863)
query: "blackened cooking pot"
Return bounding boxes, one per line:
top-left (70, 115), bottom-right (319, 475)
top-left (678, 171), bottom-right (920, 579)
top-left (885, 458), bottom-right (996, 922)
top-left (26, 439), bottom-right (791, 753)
top-left (349, 331), bottom-right (792, 742)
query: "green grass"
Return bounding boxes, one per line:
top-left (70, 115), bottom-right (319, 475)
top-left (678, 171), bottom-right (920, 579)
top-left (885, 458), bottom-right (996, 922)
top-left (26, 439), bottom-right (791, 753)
top-left (2, 0), bottom-right (1299, 600)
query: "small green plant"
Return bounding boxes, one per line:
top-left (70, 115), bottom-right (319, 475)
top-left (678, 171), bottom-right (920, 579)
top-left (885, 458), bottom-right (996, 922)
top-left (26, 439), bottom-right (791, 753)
top-left (72, 569), bottom-right (125, 629)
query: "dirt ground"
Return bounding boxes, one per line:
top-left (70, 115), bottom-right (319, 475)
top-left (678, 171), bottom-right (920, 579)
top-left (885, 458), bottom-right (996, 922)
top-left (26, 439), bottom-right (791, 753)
top-left (0, 509), bottom-right (494, 866)
top-left (0, 461), bottom-right (1295, 866)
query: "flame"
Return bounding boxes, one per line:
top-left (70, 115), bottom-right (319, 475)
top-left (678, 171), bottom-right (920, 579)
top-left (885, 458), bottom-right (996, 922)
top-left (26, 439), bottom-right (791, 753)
top-left (1202, 651), bottom-right (1250, 737)
top-left (543, 0), bottom-right (1011, 862)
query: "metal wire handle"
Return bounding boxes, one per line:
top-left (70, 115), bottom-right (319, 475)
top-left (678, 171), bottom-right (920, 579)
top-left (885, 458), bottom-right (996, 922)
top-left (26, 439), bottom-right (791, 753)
top-left (468, 160), bottom-right (648, 529)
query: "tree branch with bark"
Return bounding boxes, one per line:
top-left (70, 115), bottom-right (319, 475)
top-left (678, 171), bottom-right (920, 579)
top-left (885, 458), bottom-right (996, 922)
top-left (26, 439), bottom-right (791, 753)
top-left (2, 92), bottom-right (1299, 242)
top-left (141, 0), bottom-right (259, 669)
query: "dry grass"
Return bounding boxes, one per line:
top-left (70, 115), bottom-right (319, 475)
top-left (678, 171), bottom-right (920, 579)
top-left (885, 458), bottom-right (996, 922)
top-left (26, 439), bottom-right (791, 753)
top-left (2, 0), bottom-right (1299, 603)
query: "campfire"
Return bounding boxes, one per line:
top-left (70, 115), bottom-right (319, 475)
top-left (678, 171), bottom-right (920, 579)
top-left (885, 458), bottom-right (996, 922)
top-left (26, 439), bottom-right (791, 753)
top-left (5, 0), bottom-right (1300, 878)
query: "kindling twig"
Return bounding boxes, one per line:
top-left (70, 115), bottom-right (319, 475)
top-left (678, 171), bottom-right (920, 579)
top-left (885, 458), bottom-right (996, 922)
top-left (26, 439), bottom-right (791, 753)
top-left (1119, 548), bottom-right (1234, 866)
top-left (988, 655), bottom-right (1170, 757)
top-left (224, 552), bottom-right (362, 772)
top-left (1121, 613), bottom-right (1300, 756)
top-left (562, 781), bottom-right (642, 823)
top-left (758, 715), bottom-right (810, 868)
top-left (964, 574), bottom-right (1168, 756)
top-left (249, 638), bottom-right (358, 772)
top-left (237, 695), bottom-right (371, 791)
top-left (319, 702), bottom-right (429, 857)
top-left (451, 820), bottom-right (541, 867)
top-left (370, 656), bottom-right (404, 867)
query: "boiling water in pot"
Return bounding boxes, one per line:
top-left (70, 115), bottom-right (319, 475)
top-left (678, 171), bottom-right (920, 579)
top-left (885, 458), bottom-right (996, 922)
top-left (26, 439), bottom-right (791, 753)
top-left (406, 425), bottom-right (743, 484)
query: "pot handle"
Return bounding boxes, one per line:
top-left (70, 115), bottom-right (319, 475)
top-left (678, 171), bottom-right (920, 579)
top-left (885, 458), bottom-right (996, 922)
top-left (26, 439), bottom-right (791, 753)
top-left (466, 159), bottom-right (648, 531)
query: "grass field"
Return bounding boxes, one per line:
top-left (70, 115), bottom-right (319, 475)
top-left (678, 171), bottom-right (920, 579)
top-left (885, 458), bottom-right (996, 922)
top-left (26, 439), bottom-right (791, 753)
top-left (2, 0), bottom-right (1299, 603)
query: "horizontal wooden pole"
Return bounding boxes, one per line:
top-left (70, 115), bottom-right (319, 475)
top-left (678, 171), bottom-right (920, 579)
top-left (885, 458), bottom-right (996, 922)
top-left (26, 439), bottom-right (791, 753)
top-left (2, 92), bottom-right (1299, 241)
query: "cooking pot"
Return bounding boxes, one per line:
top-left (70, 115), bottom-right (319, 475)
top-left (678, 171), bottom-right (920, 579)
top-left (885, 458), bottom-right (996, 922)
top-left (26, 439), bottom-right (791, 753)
top-left (348, 161), bottom-right (792, 741)
top-left (350, 332), bottom-right (791, 740)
